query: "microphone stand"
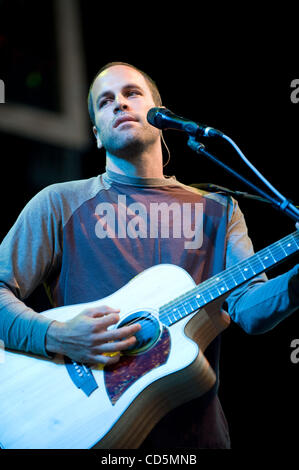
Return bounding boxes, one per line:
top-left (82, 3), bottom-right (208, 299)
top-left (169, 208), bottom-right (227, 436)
top-left (187, 135), bottom-right (299, 228)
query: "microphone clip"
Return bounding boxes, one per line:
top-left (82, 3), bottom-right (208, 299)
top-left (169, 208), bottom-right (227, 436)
top-left (187, 135), bottom-right (206, 153)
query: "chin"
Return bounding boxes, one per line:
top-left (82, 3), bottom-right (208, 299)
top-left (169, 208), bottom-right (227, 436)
top-left (110, 135), bottom-right (146, 158)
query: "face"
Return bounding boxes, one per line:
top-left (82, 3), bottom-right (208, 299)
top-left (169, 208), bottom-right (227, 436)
top-left (91, 65), bottom-right (160, 157)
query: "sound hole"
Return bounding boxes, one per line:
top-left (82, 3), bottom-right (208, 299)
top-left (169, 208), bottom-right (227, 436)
top-left (117, 310), bottom-right (162, 355)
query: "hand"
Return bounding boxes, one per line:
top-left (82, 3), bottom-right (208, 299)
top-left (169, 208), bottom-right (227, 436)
top-left (45, 305), bottom-right (141, 366)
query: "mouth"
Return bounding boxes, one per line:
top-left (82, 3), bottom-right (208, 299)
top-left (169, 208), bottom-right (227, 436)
top-left (113, 115), bottom-right (139, 128)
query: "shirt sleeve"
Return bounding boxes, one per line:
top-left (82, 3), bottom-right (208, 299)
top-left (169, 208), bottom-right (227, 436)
top-left (225, 198), bottom-right (299, 334)
top-left (0, 187), bottom-right (62, 357)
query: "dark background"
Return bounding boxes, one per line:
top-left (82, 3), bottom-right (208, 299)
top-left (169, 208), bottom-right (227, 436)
top-left (0, 0), bottom-right (298, 454)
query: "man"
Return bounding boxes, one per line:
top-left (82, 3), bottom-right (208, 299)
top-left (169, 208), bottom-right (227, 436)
top-left (0, 62), bottom-right (298, 448)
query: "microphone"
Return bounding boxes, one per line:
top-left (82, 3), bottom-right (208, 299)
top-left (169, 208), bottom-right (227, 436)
top-left (147, 107), bottom-right (223, 138)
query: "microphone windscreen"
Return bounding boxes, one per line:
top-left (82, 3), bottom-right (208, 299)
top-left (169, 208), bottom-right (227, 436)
top-left (146, 107), bottom-right (162, 127)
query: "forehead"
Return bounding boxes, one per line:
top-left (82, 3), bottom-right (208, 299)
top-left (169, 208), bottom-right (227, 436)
top-left (91, 65), bottom-right (151, 102)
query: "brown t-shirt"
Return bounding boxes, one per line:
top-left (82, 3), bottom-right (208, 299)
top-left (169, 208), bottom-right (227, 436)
top-left (1, 168), bottom-right (298, 448)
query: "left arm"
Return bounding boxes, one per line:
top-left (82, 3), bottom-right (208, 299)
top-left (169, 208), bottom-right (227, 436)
top-left (226, 265), bottom-right (299, 334)
top-left (224, 198), bottom-right (299, 334)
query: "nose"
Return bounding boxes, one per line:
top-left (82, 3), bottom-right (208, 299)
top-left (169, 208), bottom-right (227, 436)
top-left (113, 94), bottom-right (129, 113)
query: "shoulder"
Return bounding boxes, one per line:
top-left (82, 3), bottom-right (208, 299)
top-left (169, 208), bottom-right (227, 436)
top-left (171, 178), bottom-right (236, 212)
top-left (39, 175), bottom-right (102, 201)
top-left (20, 175), bottom-right (105, 225)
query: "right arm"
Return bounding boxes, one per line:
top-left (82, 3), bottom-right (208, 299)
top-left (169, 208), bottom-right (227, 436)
top-left (0, 187), bottom-right (61, 357)
top-left (0, 187), bottom-right (139, 365)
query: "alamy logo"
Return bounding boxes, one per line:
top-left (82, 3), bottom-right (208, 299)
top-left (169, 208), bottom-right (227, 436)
top-left (290, 339), bottom-right (299, 363)
top-left (94, 196), bottom-right (204, 249)
top-left (0, 79), bottom-right (4, 103)
top-left (290, 79), bottom-right (299, 104)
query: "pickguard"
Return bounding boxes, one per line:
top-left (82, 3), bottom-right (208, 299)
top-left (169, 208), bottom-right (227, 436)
top-left (104, 326), bottom-right (171, 405)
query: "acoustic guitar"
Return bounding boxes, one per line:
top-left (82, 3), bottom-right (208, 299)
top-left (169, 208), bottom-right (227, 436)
top-left (0, 230), bottom-right (298, 449)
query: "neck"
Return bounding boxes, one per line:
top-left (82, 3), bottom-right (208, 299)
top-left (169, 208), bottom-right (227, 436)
top-left (105, 139), bottom-right (164, 178)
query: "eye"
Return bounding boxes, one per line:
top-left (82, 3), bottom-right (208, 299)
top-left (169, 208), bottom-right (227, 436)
top-left (99, 98), bottom-right (112, 109)
top-left (127, 89), bottom-right (142, 97)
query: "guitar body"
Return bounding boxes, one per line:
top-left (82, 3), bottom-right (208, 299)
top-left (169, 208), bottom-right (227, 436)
top-left (0, 264), bottom-right (230, 449)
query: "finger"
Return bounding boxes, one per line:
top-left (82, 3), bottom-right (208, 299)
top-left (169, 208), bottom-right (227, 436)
top-left (94, 336), bottom-right (137, 353)
top-left (91, 306), bottom-right (121, 318)
top-left (112, 322), bottom-right (142, 338)
top-left (83, 306), bottom-right (120, 318)
top-left (94, 322), bottom-right (141, 342)
top-left (91, 313), bottom-right (121, 333)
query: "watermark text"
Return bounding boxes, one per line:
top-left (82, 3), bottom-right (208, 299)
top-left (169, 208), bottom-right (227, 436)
top-left (290, 338), bottom-right (299, 363)
top-left (290, 79), bottom-right (299, 104)
top-left (0, 79), bottom-right (4, 103)
top-left (94, 196), bottom-right (204, 249)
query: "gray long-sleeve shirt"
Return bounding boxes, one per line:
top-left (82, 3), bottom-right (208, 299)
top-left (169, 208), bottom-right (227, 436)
top-left (0, 168), bottom-right (298, 448)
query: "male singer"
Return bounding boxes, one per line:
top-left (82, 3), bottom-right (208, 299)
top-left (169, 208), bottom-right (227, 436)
top-left (0, 62), bottom-right (298, 448)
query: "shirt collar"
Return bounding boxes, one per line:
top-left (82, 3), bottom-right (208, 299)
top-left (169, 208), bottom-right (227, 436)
top-left (103, 167), bottom-right (177, 187)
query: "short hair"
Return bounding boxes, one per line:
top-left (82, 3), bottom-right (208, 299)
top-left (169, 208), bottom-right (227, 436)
top-left (87, 61), bottom-right (162, 126)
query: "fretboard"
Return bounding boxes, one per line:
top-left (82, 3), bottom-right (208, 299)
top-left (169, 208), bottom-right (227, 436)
top-left (159, 231), bottom-right (299, 326)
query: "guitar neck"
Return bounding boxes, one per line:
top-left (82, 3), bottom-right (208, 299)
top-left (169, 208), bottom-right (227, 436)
top-left (159, 231), bottom-right (299, 326)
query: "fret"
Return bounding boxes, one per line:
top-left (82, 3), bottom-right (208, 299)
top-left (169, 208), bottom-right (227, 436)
top-left (189, 298), bottom-right (201, 310)
top-left (173, 308), bottom-right (181, 320)
top-left (193, 292), bottom-right (204, 309)
top-left (275, 242), bottom-right (288, 259)
top-left (257, 248), bottom-right (275, 268)
top-left (205, 285), bottom-right (219, 300)
top-left (267, 247), bottom-right (278, 263)
top-left (228, 268), bottom-right (247, 285)
top-left (252, 253), bottom-right (267, 271)
top-left (251, 257), bottom-right (268, 274)
top-left (237, 265), bottom-right (247, 280)
top-left (197, 289), bottom-right (213, 302)
top-left (222, 273), bottom-right (240, 290)
top-left (212, 276), bottom-right (227, 295)
top-left (282, 236), bottom-right (299, 254)
top-left (215, 283), bottom-right (222, 296)
top-left (200, 291), bottom-right (208, 303)
top-left (191, 298), bottom-right (202, 311)
top-left (182, 303), bottom-right (189, 315)
top-left (177, 305), bottom-right (186, 317)
top-left (278, 241), bottom-right (288, 256)
top-left (171, 308), bottom-right (178, 321)
top-left (270, 245), bottom-right (287, 262)
top-left (256, 253), bottom-right (266, 269)
top-left (165, 305), bottom-right (177, 322)
top-left (159, 231), bottom-right (299, 327)
top-left (248, 263), bottom-right (256, 275)
top-left (228, 271), bottom-right (238, 286)
top-left (216, 284), bottom-right (228, 294)
top-left (172, 305), bottom-right (182, 320)
top-left (167, 312), bottom-right (175, 324)
top-left (239, 261), bottom-right (257, 279)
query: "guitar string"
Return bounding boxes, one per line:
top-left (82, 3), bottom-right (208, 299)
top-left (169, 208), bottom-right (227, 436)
top-left (116, 232), bottom-right (299, 340)
top-left (160, 238), bottom-right (299, 325)
top-left (116, 231), bottom-right (298, 342)
top-left (160, 231), bottom-right (299, 318)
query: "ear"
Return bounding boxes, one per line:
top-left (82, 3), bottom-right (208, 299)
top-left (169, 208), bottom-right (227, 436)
top-left (93, 126), bottom-right (103, 149)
